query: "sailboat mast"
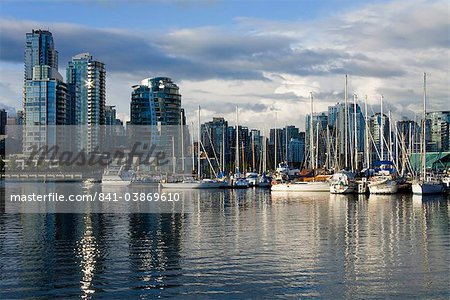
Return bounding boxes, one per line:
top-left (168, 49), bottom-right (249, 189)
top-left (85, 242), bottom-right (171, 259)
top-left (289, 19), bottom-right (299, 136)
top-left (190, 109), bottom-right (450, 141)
top-left (344, 75), bottom-right (348, 169)
top-left (263, 128), bottom-right (267, 172)
top-left (389, 110), bottom-right (393, 162)
top-left (235, 106), bottom-right (240, 174)
top-left (197, 106), bottom-right (201, 179)
top-left (380, 95), bottom-right (384, 161)
top-left (354, 93), bottom-right (358, 172)
top-left (310, 92), bottom-right (314, 170)
top-left (222, 124), bottom-right (225, 173)
top-left (274, 112), bottom-right (277, 170)
top-left (364, 95), bottom-right (370, 169)
top-left (180, 110), bottom-right (185, 172)
top-left (285, 125), bottom-right (288, 163)
top-left (315, 122), bottom-right (319, 169)
top-left (422, 72), bottom-right (427, 180)
top-left (191, 121), bottom-right (195, 173)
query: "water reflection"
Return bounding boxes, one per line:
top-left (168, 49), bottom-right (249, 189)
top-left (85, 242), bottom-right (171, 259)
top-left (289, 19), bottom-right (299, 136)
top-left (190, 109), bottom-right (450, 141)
top-left (0, 187), bottom-right (448, 299)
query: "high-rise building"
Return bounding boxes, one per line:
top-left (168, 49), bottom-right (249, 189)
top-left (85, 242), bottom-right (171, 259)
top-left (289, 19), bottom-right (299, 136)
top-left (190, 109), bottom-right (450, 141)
top-left (105, 105), bottom-right (117, 126)
top-left (369, 113), bottom-right (390, 163)
top-left (130, 84), bottom-right (156, 126)
top-left (23, 65), bottom-right (70, 150)
top-left (397, 119), bottom-right (420, 154)
top-left (201, 117), bottom-right (228, 174)
top-left (327, 102), bottom-right (365, 168)
top-left (66, 53), bottom-right (106, 152)
top-left (16, 111), bottom-right (24, 125)
top-left (66, 53), bottom-right (106, 126)
top-left (23, 30), bottom-right (70, 153)
top-left (288, 138), bottom-right (305, 168)
top-left (305, 112), bottom-right (329, 168)
top-left (25, 29), bottom-right (58, 81)
top-left (0, 109), bottom-right (6, 135)
top-left (249, 129), bottom-right (262, 172)
top-left (130, 77), bottom-right (182, 126)
top-left (426, 111), bottom-right (450, 152)
top-left (269, 128), bottom-right (285, 166)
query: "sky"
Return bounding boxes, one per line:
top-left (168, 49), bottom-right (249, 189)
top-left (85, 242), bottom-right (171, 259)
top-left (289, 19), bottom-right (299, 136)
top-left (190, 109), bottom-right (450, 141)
top-left (0, 0), bottom-right (448, 130)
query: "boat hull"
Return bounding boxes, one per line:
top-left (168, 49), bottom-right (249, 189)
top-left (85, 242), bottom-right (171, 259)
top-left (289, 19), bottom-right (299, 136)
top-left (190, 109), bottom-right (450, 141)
top-left (161, 181), bottom-right (225, 189)
top-left (368, 180), bottom-right (398, 194)
top-left (271, 182), bottom-right (329, 192)
top-left (412, 182), bottom-right (443, 195)
top-left (330, 183), bottom-right (357, 194)
top-left (101, 181), bottom-right (131, 186)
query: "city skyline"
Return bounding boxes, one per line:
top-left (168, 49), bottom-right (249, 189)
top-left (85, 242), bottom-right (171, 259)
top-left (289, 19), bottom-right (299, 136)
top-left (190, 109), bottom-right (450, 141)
top-left (0, 0), bottom-right (449, 130)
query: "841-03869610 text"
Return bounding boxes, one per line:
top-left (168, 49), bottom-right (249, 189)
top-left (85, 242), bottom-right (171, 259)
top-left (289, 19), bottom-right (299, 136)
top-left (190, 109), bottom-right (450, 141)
top-left (9, 192), bottom-right (181, 202)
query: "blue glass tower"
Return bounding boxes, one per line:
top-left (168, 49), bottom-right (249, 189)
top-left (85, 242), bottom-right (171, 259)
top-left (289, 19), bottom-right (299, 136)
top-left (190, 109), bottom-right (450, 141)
top-left (23, 30), bottom-right (69, 152)
top-left (24, 30), bottom-right (58, 80)
top-left (66, 53), bottom-right (106, 126)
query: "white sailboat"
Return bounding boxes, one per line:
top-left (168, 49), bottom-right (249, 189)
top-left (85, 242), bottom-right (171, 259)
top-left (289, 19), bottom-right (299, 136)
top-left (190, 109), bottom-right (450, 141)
top-left (368, 95), bottom-right (398, 195)
top-left (330, 86), bottom-right (359, 194)
top-left (368, 161), bottom-right (399, 194)
top-left (329, 170), bottom-right (357, 194)
top-left (161, 106), bottom-right (224, 189)
top-left (412, 73), bottom-right (444, 195)
top-left (271, 181), bottom-right (330, 192)
top-left (228, 106), bottom-right (249, 188)
top-left (271, 92), bottom-right (329, 192)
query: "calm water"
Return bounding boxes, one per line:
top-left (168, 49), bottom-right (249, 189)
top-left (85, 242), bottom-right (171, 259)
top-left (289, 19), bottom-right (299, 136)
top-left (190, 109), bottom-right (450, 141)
top-left (0, 186), bottom-right (449, 299)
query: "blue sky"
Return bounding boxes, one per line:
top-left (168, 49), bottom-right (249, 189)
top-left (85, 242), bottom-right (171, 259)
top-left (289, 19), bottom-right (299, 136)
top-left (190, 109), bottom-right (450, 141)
top-left (0, 0), bottom-right (448, 128)
top-left (1, 0), bottom-right (383, 29)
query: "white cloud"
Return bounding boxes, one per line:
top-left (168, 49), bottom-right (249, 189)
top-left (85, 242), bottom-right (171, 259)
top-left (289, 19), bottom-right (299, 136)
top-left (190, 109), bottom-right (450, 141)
top-left (0, 0), bottom-right (448, 131)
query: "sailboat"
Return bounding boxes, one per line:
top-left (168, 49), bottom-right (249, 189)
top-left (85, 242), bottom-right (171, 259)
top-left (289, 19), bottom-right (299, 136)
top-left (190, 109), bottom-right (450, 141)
top-left (368, 95), bottom-right (398, 195)
top-left (411, 73), bottom-right (444, 195)
top-left (161, 106), bottom-right (225, 189)
top-left (230, 107), bottom-right (249, 188)
top-left (271, 92), bottom-right (330, 192)
top-left (330, 170), bottom-right (357, 194)
top-left (330, 82), bottom-right (360, 194)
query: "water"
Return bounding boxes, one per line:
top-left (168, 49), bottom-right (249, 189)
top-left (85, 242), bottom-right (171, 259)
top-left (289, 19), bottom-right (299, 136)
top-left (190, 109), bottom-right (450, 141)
top-left (1, 186), bottom-right (449, 299)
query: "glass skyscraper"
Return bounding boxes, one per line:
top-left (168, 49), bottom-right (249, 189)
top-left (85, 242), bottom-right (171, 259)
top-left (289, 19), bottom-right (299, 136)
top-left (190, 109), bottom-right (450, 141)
top-left (24, 29), bottom-right (58, 81)
top-left (66, 53), bottom-right (106, 126)
top-left (426, 111), bottom-right (450, 152)
top-left (23, 30), bottom-right (69, 152)
top-left (66, 53), bottom-right (106, 151)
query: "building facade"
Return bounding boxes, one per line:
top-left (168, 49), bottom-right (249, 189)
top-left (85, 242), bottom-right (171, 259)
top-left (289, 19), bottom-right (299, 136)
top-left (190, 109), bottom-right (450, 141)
top-left (66, 53), bottom-right (106, 126)
top-left (426, 111), bottom-right (450, 152)
top-left (0, 109), bottom-right (6, 135)
top-left (23, 30), bottom-right (70, 152)
top-left (369, 113), bottom-right (390, 163)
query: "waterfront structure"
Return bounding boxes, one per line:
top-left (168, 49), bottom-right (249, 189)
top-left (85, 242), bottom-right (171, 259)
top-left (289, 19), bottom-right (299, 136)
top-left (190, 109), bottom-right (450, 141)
top-left (426, 111), bottom-right (450, 152)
